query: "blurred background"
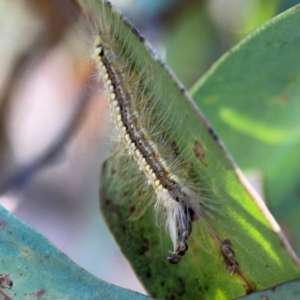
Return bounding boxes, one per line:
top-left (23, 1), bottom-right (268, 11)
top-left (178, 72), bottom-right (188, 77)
top-left (0, 0), bottom-right (299, 295)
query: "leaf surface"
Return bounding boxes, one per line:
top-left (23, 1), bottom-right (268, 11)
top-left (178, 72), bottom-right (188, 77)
top-left (93, 2), bottom-right (300, 299)
top-left (190, 5), bottom-right (300, 253)
top-left (0, 206), bottom-right (149, 300)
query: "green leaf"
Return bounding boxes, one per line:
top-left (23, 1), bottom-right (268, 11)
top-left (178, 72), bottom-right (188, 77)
top-left (190, 5), bottom-right (300, 253)
top-left (94, 2), bottom-right (300, 299)
top-left (0, 206), bottom-right (149, 299)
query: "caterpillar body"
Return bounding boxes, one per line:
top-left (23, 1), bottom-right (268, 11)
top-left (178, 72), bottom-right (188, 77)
top-left (93, 31), bottom-right (197, 264)
top-left (82, 0), bottom-right (233, 267)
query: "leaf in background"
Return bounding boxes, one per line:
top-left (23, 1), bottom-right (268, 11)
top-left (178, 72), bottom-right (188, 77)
top-left (190, 5), bottom-right (300, 254)
top-left (234, 0), bottom-right (282, 40)
top-left (0, 205), bottom-right (149, 299)
top-left (165, 2), bottom-right (221, 89)
top-left (165, 0), bottom-right (283, 91)
top-left (89, 1), bottom-right (300, 299)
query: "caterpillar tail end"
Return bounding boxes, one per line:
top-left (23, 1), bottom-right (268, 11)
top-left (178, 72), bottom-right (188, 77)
top-left (167, 241), bottom-right (189, 264)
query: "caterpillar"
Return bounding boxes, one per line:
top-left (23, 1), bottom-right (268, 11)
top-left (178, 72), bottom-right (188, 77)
top-left (81, 0), bottom-right (234, 267)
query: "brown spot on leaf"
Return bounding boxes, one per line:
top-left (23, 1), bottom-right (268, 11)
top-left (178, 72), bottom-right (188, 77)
top-left (0, 274), bottom-right (13, 290)
top-left (193, 141), bottom-right (207, 167)
top-left (36, 289), bottom-right (45, 297)
top-left (220, 240), bottom-right (255, 294)
top-left (140, 238), bottom-right (149, 255)
top-left (0, 221), bottom-right (7, 230)
top-left (220, 239), bottom-right (238, 275)
top-left (274, 94), bottom-right (289, 105)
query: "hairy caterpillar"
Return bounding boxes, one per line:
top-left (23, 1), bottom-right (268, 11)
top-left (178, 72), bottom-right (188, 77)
top-left (81, 0), bottom-right (234, 267)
